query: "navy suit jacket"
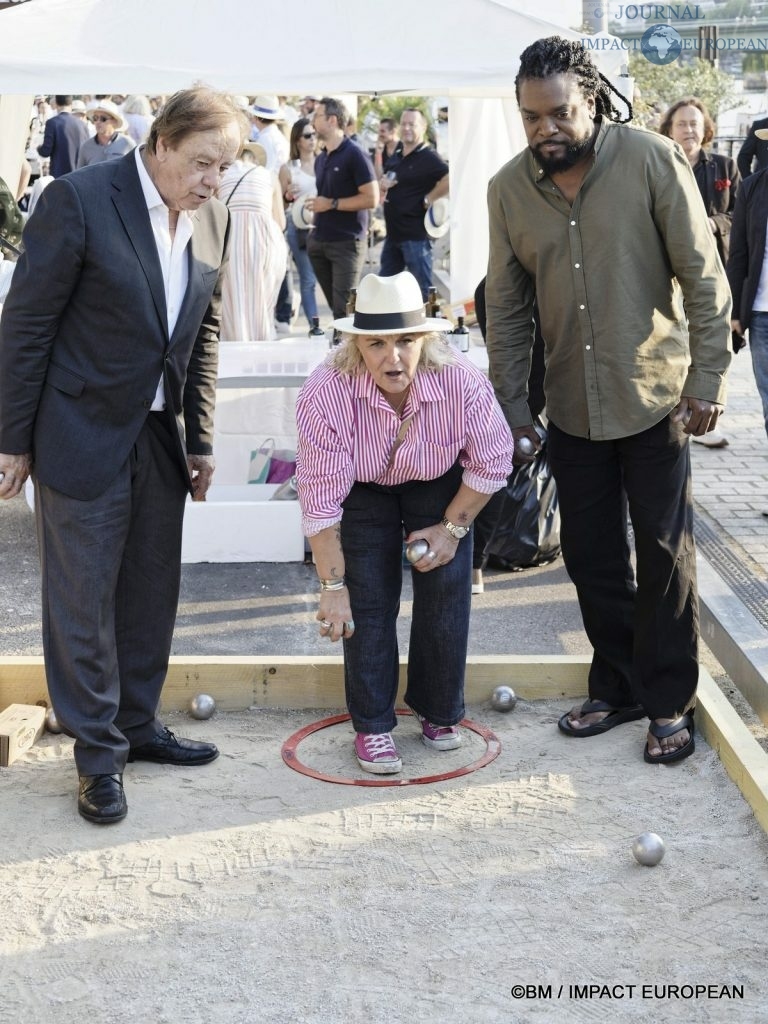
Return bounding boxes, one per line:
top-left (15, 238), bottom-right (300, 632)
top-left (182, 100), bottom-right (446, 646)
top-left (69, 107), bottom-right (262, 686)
top-left (0, 153), bottom-right (231, 500)
top-left (37, 111), bottom-right (90, 178)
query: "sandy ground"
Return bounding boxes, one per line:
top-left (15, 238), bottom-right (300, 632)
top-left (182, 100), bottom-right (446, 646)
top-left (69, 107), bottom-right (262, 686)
top-left (1, 697), bottom-right (767, 1024)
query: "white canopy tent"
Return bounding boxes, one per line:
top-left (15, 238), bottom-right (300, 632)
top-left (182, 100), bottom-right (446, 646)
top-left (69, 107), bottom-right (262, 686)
top-left (0, 0), bottom-right (622, 303)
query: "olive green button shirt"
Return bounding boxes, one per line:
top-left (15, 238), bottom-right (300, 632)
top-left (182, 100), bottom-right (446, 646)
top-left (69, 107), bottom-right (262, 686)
top-left (485, 118), bottom-right (732, 439)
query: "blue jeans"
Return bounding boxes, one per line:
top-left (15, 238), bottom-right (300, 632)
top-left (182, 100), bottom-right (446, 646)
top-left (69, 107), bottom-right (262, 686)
top-left (286, 221), bottom-right (318, 326)
top-left (340, 464), bottom-right (471, 734)
top-left (749, 311), bottom-right (768, 439)
top-left (379, 237), bottom-right (433, 301)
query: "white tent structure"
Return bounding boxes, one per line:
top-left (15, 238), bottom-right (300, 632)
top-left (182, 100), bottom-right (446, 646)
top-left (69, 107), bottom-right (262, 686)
top-left (0, 0), bottom-right (620, 303)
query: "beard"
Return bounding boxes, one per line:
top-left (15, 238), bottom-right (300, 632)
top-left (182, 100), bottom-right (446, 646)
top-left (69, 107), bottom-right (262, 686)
top-left (533, 130), bottom-right (596, 174)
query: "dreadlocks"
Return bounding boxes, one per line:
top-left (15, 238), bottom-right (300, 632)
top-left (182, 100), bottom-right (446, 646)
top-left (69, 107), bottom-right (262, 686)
top-left (515, 36), bottom-right (632, 124)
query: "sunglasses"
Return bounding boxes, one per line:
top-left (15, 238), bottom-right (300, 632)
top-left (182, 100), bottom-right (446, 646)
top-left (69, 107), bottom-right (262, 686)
top-left (92, 115), bottom-right (115, 123)
top-left (301, 132), bottom-right (316, 139)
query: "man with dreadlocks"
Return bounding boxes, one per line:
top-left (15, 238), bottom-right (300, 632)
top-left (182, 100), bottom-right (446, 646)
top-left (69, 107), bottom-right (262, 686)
top-left (485, 36), bottom-right (732, 765)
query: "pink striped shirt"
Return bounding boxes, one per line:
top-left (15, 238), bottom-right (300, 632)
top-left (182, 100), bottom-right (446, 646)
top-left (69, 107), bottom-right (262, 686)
top-left (296, 353), bottom-right (514, 536)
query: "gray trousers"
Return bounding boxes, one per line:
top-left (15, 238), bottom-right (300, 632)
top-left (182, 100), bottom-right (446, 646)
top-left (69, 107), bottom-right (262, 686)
top-left (34, 414), bottom-right (188, 775)
top-left (307, 237), bottom-right (367, 320)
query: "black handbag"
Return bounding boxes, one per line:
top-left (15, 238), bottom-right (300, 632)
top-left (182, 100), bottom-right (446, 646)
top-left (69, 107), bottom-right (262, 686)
top-left (484, 429), bottom-right (561, 571)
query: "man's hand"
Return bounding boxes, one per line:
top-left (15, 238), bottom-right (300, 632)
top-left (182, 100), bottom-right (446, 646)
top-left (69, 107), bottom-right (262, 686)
top-left (670, 397), bottom-right (724, 437)
top-left (0, 453), bottom-right (32, 500)
top-left (306, 196), bottom-right (333, 215)
top-left (512, 426), bottom-right (541, 466)
top-left (187, 453), bottom-right (215, 502)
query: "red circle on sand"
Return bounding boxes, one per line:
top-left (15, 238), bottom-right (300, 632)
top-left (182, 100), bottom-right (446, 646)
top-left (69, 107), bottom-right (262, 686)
top-left (281, 709), bottom-right (501, 787)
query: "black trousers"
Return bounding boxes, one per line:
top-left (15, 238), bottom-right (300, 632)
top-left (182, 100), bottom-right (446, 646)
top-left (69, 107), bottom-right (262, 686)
top-left (547, 415), bottom-right (698, 720)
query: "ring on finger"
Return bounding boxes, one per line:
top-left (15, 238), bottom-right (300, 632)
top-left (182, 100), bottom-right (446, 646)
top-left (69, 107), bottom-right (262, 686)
top-left (319, 619), bottom-right (332, 629)
top-left (427, 550), bottom-right (436, 560)
top-left (343, 620), bottom-right (355, 633)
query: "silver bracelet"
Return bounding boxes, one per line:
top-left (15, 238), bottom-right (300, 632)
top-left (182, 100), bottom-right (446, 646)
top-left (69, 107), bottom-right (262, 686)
top-left (319, 578), bottom-right (346, 591)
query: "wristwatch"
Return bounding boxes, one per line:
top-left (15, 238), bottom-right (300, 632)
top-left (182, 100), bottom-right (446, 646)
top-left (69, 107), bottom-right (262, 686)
top-left (330, 197), bottom-right (339, 210)
top-left (441, 516), bottom-right (470, 539)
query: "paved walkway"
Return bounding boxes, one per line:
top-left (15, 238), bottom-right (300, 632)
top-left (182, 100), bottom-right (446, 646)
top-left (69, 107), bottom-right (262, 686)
top-left (689, 347), bottom-right (768, 575)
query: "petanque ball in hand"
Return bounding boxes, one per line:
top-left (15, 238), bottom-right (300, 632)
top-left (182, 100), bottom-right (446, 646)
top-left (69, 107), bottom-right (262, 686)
top-left (405, 538), bottom-right (430, 564)
top-left (491, 685), bottom-right (517, 712)
top-left (189, 693), bottom-right (216, 720)
top-left (631, 832), bottom-right (665, 866)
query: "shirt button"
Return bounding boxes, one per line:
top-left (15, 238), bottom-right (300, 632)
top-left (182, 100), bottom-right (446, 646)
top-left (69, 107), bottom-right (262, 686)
top-left (570, 220), bottom-right (576, 226)
top-left (579, 304), bottom-right (585, 310)
top-left (586, 345), bottom-right (591, 350)
top-left (574, 263), bottom-right (580, 268)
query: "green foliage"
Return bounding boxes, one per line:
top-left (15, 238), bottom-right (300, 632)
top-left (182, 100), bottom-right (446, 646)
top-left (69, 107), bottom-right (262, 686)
top-left (357, 96), bottom-right (430, 128)
top-left (628, 54), bottom-right (738, 128)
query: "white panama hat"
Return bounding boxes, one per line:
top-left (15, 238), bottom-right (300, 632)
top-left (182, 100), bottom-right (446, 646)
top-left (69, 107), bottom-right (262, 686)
top-left (424, 196), bottom-right (450, 239)
top-left (251, 94), bottom-right (280, 120)
top-left (291, 193), bottom-right (315, 230)
top-left (89, 99), bottom-right (129, 133)
top-left (332, 272), bottom-right (448, 336)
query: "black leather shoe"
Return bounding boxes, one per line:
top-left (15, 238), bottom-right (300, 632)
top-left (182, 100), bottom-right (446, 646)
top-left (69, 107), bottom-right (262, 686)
top-left (78, 773), bottom-right (127, 824)
top-left (127, 727), bottom-right (219, 766)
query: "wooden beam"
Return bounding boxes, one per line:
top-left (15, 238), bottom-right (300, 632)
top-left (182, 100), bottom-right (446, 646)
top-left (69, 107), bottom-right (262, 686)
top-left (4, 656), bottom-right (768, 836)
top-left (0, 654), bottom-right (591, 710)
top-left (695, 672), bottom-right (768, 835)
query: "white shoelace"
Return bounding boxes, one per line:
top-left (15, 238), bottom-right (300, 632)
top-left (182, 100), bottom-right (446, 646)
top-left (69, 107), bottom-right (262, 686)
top-left (362, 733), bottom-right (397, 758)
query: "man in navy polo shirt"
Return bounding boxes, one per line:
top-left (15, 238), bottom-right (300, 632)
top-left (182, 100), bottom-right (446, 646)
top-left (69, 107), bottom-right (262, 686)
top-left (306, 97), bottom-right (378, 319)
top-left (379, 108), bottom-right (449, 300)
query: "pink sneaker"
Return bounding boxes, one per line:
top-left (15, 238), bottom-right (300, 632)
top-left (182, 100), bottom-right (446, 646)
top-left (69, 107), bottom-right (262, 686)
top-left (354, 732), bottom-right (402, 774)
top-left (410, 709), bottom-right (462, 750)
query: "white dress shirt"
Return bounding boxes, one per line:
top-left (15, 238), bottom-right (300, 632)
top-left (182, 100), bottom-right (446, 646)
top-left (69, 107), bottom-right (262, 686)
top-left (134, 146), bottom-right (195, 409)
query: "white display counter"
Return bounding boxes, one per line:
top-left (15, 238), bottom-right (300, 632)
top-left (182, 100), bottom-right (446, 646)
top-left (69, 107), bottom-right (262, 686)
top-left (182, 339), bottom-right (328, 563)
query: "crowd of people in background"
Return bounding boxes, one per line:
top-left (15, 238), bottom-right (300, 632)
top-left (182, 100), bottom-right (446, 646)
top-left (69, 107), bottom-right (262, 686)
top-left (3, 90), bottom-right (450, 340)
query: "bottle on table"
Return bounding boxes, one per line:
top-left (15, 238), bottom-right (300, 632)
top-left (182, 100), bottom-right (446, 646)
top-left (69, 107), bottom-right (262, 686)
top-left (451, 315), bottom-right (470, 353)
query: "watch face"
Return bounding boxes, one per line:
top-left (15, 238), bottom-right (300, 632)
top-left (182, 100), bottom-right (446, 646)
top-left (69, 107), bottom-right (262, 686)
top-left (443, 518), bottom-right (469, 538)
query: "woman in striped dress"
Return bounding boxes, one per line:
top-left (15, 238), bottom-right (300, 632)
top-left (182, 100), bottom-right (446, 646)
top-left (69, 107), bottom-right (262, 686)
top-left (218, 142), bottom-right (286, 341)
top-left (295, 272), bottom-right (514, 775)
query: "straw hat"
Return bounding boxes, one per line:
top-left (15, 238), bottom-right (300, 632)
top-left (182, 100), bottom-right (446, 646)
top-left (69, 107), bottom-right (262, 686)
top-left (251, 94), bottom-right (280, 121)
top-left (424, 197), bottom-right (450, 239)
top-left (241, 141), bottom-right (267, 166)
top-left (332, 272), bottom-right (447, 336)
top-left (89, 100), bottom-right (128, 133)
top-left (291, 194), bottom-right (315, 230)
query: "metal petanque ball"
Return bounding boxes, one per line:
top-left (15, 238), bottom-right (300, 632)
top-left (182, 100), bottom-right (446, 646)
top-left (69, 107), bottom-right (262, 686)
top-left (45, 707), bottom-right (62, 734)
top-left (189, 693), bottom-right (216, 720)
top-left (517, 436), bottom-right (536, 456)
top-left (405, 538), bottom-right (430, 564)
top-left (632, 832), bottom-right (665, 867)
top-left (491, 685), bottom-right (517, 712)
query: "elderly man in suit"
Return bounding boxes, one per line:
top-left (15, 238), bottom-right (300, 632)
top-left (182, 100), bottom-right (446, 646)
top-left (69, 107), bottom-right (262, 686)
top-left (0, 87), bottom-right (245, 825)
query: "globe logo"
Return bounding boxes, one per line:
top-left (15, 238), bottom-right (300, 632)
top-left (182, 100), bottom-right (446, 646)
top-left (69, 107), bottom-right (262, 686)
top-left (641, 24), bottom-right (683, 65)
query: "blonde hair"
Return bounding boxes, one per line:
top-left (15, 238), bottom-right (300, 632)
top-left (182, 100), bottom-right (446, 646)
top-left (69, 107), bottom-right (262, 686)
top-left (330, 331), bottom-right (454, 376)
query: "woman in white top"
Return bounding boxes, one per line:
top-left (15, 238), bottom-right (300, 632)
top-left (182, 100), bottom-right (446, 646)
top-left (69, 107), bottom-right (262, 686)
top-left (278, 117), bottom-right (319, 328)
top-left (217, 142), bottom-right (287, 342)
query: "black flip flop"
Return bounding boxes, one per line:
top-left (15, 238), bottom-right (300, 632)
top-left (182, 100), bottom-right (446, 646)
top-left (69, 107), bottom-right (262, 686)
top-left (558, 698), bottom-right (646, 737)
top-left (643, 713), bottom-right (695, 764)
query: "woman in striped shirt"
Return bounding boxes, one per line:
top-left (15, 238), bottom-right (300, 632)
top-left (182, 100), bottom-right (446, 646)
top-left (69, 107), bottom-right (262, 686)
top-left (295, 272), bottom-right (514, 775)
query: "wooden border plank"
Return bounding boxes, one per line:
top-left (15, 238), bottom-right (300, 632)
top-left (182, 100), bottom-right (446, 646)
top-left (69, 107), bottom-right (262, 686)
top-left (3, 656), bottom-right (768, 835)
